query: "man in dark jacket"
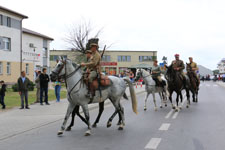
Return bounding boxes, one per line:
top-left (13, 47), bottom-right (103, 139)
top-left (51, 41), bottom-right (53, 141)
top-left (18, 71), bottom-right (31, 109)
top-left (0, 80), bottom-right (6, 109)
top-left (39, 68), bottom-right (50, 105)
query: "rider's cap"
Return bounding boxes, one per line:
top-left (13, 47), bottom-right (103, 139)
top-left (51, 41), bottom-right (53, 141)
top-left (175, 54), bottom-right (179, 57)
top-left (189, 57), bottom-right (193, 59)
top-left (90, 43), bottom-right (98, 47)
top-left (85, 50), bottom-right (92, 54)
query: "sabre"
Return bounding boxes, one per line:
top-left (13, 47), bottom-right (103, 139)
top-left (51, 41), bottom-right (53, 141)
top-left (98, 45), bottom-right (106, 102)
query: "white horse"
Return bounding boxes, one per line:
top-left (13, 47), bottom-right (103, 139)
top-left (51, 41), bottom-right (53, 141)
top-left (50, 58), bottom-right (138, 136)
top-left (135, 69), bottom-right (168, 111)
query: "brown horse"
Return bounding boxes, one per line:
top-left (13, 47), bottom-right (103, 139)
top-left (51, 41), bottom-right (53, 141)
top-left (186, 63), bottom-right (199, 103)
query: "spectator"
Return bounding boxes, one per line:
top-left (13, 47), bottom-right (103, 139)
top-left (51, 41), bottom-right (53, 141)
top-left (40, 68), bottom-right (50, 105)
top-left (17, 71), bottom-right (30, 109)
top-left (54, 78), bottom-right (61, 102)
top-left (35, 71), bottom-right (41, 103)
top-left (129, 71), bottom-right (134, 83)
top-left (0, 80), bottom-right (6, 109)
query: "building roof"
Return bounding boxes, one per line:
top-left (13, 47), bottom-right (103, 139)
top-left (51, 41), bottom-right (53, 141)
top-left (0, 5), bottom-right (28, 19)
top-left (22, 28), bottom-right (54, 41)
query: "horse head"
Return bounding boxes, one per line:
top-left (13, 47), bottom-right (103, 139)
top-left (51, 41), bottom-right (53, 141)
top-left (50, 57), bottom-right (79, 82)
top-left (135, 69), bottom-right (142, 81)
top-left (165, 65), bottom-right (176, 82)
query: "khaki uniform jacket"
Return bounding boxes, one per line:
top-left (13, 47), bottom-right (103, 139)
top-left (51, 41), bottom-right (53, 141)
top-left (83, 51), bottom-right (101, 71)
top-left (190, 62), bottom-right (198, 71)
top-left (171, 60), bottom-right (185, 73)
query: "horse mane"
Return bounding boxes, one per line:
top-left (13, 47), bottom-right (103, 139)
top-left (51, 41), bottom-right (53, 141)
top-left (140, 69), bottom-right (150, 76)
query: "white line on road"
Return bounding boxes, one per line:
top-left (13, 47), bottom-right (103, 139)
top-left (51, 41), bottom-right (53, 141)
top-left (165, 109), bottom-right (173, 119)
top-left (172, 111), bottom-right (179, 119)
top-left (145, 138), bottom-right (161, 149)
top-left (159, 123), bottom-right (171, 131)
top-left (213, 84), bottom-right (218, 87)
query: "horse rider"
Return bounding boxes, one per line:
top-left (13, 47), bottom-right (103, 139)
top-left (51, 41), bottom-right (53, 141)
top-left (81, 43), bottom-right (101, 99)
top-left (188, 57), bottom-right (200, 86)
top-left (171, 54), bottom-right (186, 85)
top-left (152, 60), bottom-right (161, 85)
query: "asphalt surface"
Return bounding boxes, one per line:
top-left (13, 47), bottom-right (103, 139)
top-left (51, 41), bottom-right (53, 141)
top-left (1, 81), bottom-right (225, 150)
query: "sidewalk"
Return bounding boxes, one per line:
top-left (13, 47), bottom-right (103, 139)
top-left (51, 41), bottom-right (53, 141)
top-left (0, 85), bottom-right (145, 141)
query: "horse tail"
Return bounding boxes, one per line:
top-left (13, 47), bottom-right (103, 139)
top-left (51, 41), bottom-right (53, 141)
top-left (123, 78), bottom-right (138, 114)
top-left (123, 93), bottom-right (129, 100)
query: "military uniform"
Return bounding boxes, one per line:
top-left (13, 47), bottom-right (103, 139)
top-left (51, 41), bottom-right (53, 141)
top-left (83, 50), bottom-right (101, 82)
top-left (188, 62), bottom-right (200, 85)
top-left (171, 60), bottom-right (185, 74)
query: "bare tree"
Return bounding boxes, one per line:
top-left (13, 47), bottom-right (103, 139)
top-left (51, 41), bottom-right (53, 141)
top-left (65, 20), bottom-right (103, 53)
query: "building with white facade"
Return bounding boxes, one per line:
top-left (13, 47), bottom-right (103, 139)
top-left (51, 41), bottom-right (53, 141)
top-left (0, 6), bottom-right (53, 84)
top-left (217, 58), bottom-right (225, 74)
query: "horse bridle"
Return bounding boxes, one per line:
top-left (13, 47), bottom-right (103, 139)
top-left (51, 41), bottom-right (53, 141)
top-left (52, 59), bottom-right (82, 100)
top-left (52, 60), bottom-right (81, 80)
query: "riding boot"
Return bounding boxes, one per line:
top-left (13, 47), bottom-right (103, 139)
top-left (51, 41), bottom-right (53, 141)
top-left (86, 82), bottom-right (91, 98)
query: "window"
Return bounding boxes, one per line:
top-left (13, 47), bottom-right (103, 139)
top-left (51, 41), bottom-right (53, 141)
top-left (7, 62), bottom-right (11, 75)
top-left (102, 55), bottom-right (111, 62)
top-left (1, 37), bottom-right (11, 51)
top-left (117, 56), bottom-right (131, 62)
top-left (26, 64), bottom-right (29, 75)
top-left (139, 56), bottom-right (153, 62)
top-left (42, 47), bottom-right (47, 57)
top-left (0, 62), bottom-right (2, 74)
top-left (7, 17), bottom-right (11, 27)
top-left (0, 15), bottom-right (3, 25)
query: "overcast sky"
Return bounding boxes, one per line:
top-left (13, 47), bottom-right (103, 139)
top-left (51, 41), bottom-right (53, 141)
top-left (1, 0), bottom-right (225, 69)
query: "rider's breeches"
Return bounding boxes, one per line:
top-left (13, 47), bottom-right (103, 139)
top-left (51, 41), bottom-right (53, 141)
top-left (157, 75), bottom-right (162, 82)
top-left (88, 71), bottom-right (97, 83)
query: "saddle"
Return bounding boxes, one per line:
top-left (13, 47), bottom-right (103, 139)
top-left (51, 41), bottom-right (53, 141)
top-left (84, 73), bottom-right (111, 90)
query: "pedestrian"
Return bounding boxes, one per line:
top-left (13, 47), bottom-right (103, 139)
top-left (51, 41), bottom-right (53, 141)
top-left (54, 78), bottom-right (61, 102)
top-left (35, 71), bottom-right (41, 103)
top-left (0, 80), bottom-right (6, 109)
top-left (17, 71), bottom-right (30, 109)
top-left (129, 71), bottom-right (134, 83)
top-left (39, 68), bottom-right (50, 105)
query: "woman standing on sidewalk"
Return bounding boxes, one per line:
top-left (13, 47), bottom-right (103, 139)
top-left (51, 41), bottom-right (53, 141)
top-left (54, 78), bottom-right (61, 102)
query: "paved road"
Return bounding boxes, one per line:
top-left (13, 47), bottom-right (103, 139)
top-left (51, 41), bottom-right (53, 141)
top-left (0, 81), bottom-right (225, 150)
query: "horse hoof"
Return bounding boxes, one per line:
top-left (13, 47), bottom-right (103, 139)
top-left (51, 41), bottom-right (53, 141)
top-left (165, 104), bottom-right (167, 107)
top-left (117, 122), bottom-right (121, 125)
top-left (160, 106), bottom-right (163, 108)
top-left (186, 105), bottom-right (189, 108)
top-left (84, 130), bottom-right (91, 136)
top-left (65, 127), bottom-right (71, 131)
top-left (172, 106), bottom-right (176, 109)
top-left (144, 108), bottom-right (147, 111)
top-left (107, 122), bottom-right (112, 128)
top-left (57, 131), bottom-right (63, 136)
top-left (118, 127), bottom-right (123, 130)
top-left (92, 124), bottom-right (97, 128)
top-left (154, 108), bottom-right (158, 111)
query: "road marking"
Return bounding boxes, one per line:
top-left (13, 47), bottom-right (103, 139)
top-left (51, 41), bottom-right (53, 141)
top-left (213, 84), bottom-right (218, 87)
top-left (145, 138), bottom-right (161, 149)
top-left (172, 111), bottom-right (179, 119)
top-left (159, 123), bottom-right (170, 131)
top-left (165, 109), bottom-right (173, 119)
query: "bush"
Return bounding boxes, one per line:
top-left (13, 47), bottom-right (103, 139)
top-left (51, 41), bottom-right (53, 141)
top-left (12, 81), bottom-right (35, 92)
